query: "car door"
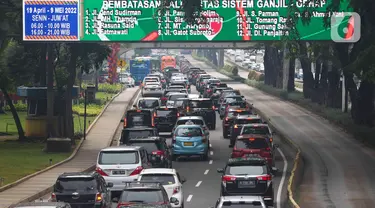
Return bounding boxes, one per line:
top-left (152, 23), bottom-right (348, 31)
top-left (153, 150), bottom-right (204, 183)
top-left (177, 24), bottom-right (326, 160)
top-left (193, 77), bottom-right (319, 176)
top-left (176, 172), bottom-right (184, 198)
top-left (140, 149), bottom-right (152, 169)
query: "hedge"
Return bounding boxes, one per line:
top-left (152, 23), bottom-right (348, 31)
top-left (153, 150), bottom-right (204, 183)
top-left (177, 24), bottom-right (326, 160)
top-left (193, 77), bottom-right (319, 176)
top-left (247, 70), bottom-right (265, 81)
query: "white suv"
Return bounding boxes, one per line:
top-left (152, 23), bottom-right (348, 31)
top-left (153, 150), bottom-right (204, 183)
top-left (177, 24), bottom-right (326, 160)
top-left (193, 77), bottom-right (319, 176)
top-left (137, 168), bottom-right (186, 208)
top-left (96, 146), bottom-right (152, 196)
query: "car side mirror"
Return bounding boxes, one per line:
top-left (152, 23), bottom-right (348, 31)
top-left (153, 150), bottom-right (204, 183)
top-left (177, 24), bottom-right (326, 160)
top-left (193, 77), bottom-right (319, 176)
top-left (181, 177), bottom-right (186, 184)
top-left (228, 144), bottom-right (234, 148)
top-left (217, 168), bottom-right (224, 173)
top-left (241, 96), bottom-right (244, 98)
top-left (106, 182), bottom-right (113, 188)
top-left (263, 121), bottom-right (268, 124)
top-left (120, 119), bottom-right (124, 122)
top-left (112, 197), bottom-right (119, 203)
top-left (274, 144), bottom-right (279, 148)
top-left (272, 167), bottom-right (278, 174)
top-left (170, 197), bottom-right (179, 205)
top-left (133, 104), bottom-right (137, 108)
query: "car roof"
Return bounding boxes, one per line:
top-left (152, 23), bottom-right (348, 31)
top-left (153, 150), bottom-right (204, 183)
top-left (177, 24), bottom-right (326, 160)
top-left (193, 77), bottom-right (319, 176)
top-left (157, 106), bottom-right (177, 109)
top-left (175, 124), bottom-right (202, 128)
top-left (100, 146), bottom-right (142, 151)
top-left (237, 114), bottom-right (261, 119)
top-left (168, 93), bottom-right (188, 96)
top-left (140, 168), bottom-right (177, 174)
top-left (242, 123), bottom-right (268, 127)
top-left (58, 172), bottom-right (96, 179)
top-left (220, 195), bottom-right (264, 201)
top-left (124, 127), bottom-right (156, 130)
top-left (227, 156), bottom-right (267, 165)
top-left (138, 97), bottom-right (159, 100)
top-left (129, 136), bottom-right (163, 142)
top-left (189, 98), bottom-right (211, 101)
top-left (177, 116), bottom-right (204, 120)
top-left (228, 108), bottom-right (249, 112)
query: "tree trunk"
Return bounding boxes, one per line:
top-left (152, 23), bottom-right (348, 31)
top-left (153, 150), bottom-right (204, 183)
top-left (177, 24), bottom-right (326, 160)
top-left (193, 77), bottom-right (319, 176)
top-left (0, 87), bottom-right (26, 140)
top-left (298, 42), bottom-right (314, 98)
top-left (287, 57), bottom-right (295, 92)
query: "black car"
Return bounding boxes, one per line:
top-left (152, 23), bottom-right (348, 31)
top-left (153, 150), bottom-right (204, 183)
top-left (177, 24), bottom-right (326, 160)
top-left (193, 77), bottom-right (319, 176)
top-left (222, 108), bottom-right (253, 139)
top-left (210, 87), bottom-right (229, 109)
top-left (113, 182), bottom-right (176, 208)
top-left (187, 98), bottom-right (216, 130)
top-left (154, 107), bottom-right (180, 132)
top-left (120, 127), bottom-right (158, 144)
top-left (230, 115), bottom-right (264, 147)
top-left (51, 172), bottom-right (112, 208)
top-left (217, 157), bottom-right (275, 206)
top-left (174, 98), bottom-right (189, 116)
top-left (122, 109), bottom-right (155, 128)
top-left (127, 136), bottom-right (172, 168)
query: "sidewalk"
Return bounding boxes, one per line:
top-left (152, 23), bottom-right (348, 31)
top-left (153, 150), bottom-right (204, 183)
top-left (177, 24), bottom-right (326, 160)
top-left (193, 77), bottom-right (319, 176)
top-left (0, 87), bottom-right (139, 208)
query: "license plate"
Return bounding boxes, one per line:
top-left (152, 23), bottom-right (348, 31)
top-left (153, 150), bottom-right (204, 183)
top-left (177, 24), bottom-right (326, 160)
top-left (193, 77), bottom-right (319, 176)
top-left (244, 154), bottom-right (260, 157)
top-left (238, 180), bottom-right (255, 188)
top-left (184, 142), bottom-right (193, 146)
top-left (112, 170), bottom-right (126, 175)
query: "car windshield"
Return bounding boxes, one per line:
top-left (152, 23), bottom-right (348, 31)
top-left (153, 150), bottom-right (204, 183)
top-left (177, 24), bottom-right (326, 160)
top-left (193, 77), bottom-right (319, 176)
top-left (138, 100), bottom-right (159, 108)
top-left (98, 151), bottom-right (139, 164)
top-left (226, 165), bottom-right (266, 175)
top-left (129, 141), bottom-right (160, 153)
top-left (127, 130), bottom-right (154, 138)
top-left (236, 138), bottom-right (269, 149)
top-left (156, 109), bottom-right (177, 117)
top-left (236, 118), bottom-right (263, 124)
top-left (189, 100), bottom-right (212, 108)
top-left (169, 94), bottom-right (188, 101)
top-left (242, 126), bottom-right (269, 135)
top-left (140, 174), bottom-right (176, 185)
top-left (175, 127), bottom-right (202, 137)
top-left (54, 177), bottom-right (97, 192)
top-left (176, 119), bottom-right (204, 126)
top-left (120, 190), bottom-right (164, 203)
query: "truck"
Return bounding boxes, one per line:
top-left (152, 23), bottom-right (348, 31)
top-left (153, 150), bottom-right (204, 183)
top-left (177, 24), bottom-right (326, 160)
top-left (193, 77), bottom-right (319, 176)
top-left (130, 58), bottom-right (151, 86)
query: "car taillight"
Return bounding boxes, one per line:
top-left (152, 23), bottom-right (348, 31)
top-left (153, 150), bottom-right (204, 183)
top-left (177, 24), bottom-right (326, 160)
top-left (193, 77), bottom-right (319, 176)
top-left (152, 150), bottom-right (164, 156)
top-left (173, 186), bottom-right (181, 194)
top-left (186, 106), bottom-right (190, 112)
top-left (225, 117), bottom-right (229, 121)
top-left (162, 80), bottom-right (166, 82)
top-left (231, 148), bottom-right (243, 158)
top-left (207, 89), bottom-right (212, 92)
top-left (265, 147), bottom-right (271, 151)
top-left (95, 193), bottom-right (103, 202)
top-left (130, 166), bottom-right (143, 176)
top-left (152, 116), bottom-right (155, 127)
top-left (212, 106), bottom-right (215, 110)
top-left (201, 82), bottom-right (204, 85)
top-left (123, 118), bottom-right (127, 128)
top-left (222, 175), bottom-right (236, 182)
top-left (50, 193), bottom-right (56, 202)
top-left (234, 124), bottom-right (238, 128)
top-left (96, 167), bottom-right (108, 176)
top-left (177, 112), bottom-right (180, 117)
top-left (161, 97), bottom-right (168, 100)
top-left (257, 175), bottom-right (272, 181)
top-left (153, 112), bottom-right (157, 117)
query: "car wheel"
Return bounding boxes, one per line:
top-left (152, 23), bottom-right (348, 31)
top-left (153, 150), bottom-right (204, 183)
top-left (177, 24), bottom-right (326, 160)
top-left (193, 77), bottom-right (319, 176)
top-left (211, 123), bottom-right (216, 130)
top-left (181, 203), bottom-right (184, 208)
top-left (171, 154), bottom-right (177, 161)
top-left (222, 128), bottom-right (228, 138)
top-left (202, 151), bottom-right (209, 161)
top-left (265, 200), bottom-right (274, 207)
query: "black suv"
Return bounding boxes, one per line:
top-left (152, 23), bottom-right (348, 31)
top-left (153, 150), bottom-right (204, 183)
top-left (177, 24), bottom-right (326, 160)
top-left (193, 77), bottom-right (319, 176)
top-left (187, 98), bottom-right (216, 130)
top-left (51, 172), bottom-right (112, 208)
top-left (120, 127), bottom-right (158, 144)
top-left (127, 137), bottom-right (172, 168)
top-left (154, 107), bottom-right (180, 132)
top-left (122, 109), bottom-right (155, 129)
top-left (230, 115), bottom-right (264, 147)
top-left (113, 182), bottom-right (177, 207)
top-left (217, 157), bottom-right (275, 207)
top-left (222, 108), bottom-right (253, 139)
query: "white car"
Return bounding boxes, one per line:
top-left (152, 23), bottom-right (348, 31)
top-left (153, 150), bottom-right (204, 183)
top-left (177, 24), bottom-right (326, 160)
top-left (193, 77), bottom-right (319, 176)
top-left (137, 168), bottom-right (186, 208)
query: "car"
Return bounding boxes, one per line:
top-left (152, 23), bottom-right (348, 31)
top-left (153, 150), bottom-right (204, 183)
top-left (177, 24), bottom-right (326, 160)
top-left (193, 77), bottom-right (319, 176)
top-left (171, 124), bottom-right (209, 161)
top-left (51, 172), bottom-right (111, 208)
top-left (190, 71), bottom-right (207, 85)
top-left (217, 157), bottom-right (275, 206)
top-left (122, 109), bottom-right (155, 128)
top-left (222, 108), bottom-right (253, 138)
top-left (167, 93), bottom-right (189, 107)
top-left (15, 202), bottom-right (72, 208)
top-left (161, 89), bottom-right (185, 105)
top-left (96, 146), bottom-right (153, 198)
top-left (187, 98), bottom-right (216, 130)
top-left (202, 79), bottom-right (221, 97)
top-left (154, 106), bottom-right (180, 132)
top-left (222, 101), bottom-right (252, 116)
top-left (239, 123), bottom-right (275, 149)
top-left (136, 97), bottom-right (161, 110)
top-left (127, 136), bottom-right (172, 168)
top-left (174, 98), bottom-right (190, 116)
top-left (143, 76), bottom-right (160, 84)
top-left (120, 127), bottom-right (159, 144)
top-left (218, 90), bottom-right (241, 104)
top-left (173, 116), bottom-right (210, 138)
top-left (137, 169), bottom-right (186, 208)
top-left (210, 87), bottom-right (230, 110)
top-left (231, 135), bottom-right (276, 168)
top-left (142, 85), bottom-right (163, 97)
top-left (211, 196), bottom-right (268, 208)
top-left (196, 74), bottom-right (211, 91)
top-left (230, 115), bottom-right (264, 147)
top-left (219, 96), bottom-right (245, 118)
top-left (113, 182), bottom-right (177, 208)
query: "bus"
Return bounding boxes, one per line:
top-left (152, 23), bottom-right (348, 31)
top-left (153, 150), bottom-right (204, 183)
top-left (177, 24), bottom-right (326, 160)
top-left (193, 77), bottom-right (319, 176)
top-left (161, 55), bottom-right (176, 71)
top-left (130, 57), bottom-right (151, 86)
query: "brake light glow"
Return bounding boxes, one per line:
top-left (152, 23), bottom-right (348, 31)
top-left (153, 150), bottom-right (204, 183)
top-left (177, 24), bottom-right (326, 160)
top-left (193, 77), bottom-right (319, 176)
top-left (212, 106), bottom-right (215, 110)
top-left (207, 89), bottom-right (212, 92)
top-left (152, 150), bottom-right (164, 155)
top-left (257, 175), bottom-right (272, 181)
top-left (177, 112), bottom-right (180, 117)
top-left (95, 167), bottom-right (108, 176)
top-left (95, 193), bottom-right (103, 202)
top-left (154, 112), bottom-right (157, 117)
top-left (161, 97), bottom-right (168, 100)
top-left (186, 106), bottom-right (190, 112)
top-left (164, 107), bottom-right (168, 110)
top-left (225, 117), bottom-right (229, 121)
top-left (130, 166), bottom-right (143, 176)
top-left (136, 110), bottom-right (141, 112)
top-left (269, 138), bottom-right (273, 142)
top-left (249, 138), bottom-right (255, 141)
top-left (123, 118), bottom-right (127, 127)
top-left (234, 124), bottom-right (238, 128)
top-left (236, 110), bottom-right (243, 112)
top-left (152, 116), bottom-right (155, 127)
top-left (222, 175), bottom-right (236, 182)
top-left (173, 186), bottom-right (181, 194)
top-left (50, 193), bottom-right (56, 202)
top-left (265, 147), bottom-right (271, 151)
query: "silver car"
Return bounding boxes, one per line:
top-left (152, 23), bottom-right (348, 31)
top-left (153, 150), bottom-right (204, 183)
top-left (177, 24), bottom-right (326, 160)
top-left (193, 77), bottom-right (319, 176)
top-left (95, 146), bottom-right (152, 194)
top-left (212, 196), bottom-right (267, 208)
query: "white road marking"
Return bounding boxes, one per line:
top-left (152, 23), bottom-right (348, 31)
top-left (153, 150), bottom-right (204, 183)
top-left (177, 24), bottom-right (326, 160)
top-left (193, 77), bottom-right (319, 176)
top-left (210, 151), bottom-right (213, 155)
top-left (186, 195), bottom-right (193, 202)
top-left (117, 89), bottom-right (141, 146)
top-left (276, 148), bottom-right (288, 208)
top-left (204, 169), bottom-right (209, 175)
top-left (209, 143), bottom-right (212, 148)
top-left (209, 160), bottom-right (213, 164)
top-left (195, 181), bottom-right (202, 187)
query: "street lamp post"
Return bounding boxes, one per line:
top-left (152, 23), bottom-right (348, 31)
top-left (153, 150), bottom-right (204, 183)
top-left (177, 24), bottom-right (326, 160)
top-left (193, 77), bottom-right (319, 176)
top-left (83, 90), bottom-right (87, 140)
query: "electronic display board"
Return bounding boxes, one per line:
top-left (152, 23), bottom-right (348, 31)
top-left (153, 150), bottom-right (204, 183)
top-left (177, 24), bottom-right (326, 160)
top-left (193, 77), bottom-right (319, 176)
top-left (23, 0), bottom-right (352, 42)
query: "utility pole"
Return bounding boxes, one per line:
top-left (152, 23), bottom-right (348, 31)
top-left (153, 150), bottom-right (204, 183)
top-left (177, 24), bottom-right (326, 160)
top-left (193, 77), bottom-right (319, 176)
top-left (46, 43), bottom-right (55, 137)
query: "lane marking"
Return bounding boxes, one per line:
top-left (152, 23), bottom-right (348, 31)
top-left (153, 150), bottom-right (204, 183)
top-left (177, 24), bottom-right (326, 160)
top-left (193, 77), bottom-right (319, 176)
top-left (209, 160), bottom-right (213, 164)
top-left (209, 143), bottom-right (212, 148)
top-left (186, 195), bottom-right (193, 202)
top-left (204, 169), bottom-right (209, 175)
top-left (276, 148), bottom-right (288, 208)
top-left (195, 181), bottom-right (202, 187)
top-left (210, 151), bottom-right (213, 155)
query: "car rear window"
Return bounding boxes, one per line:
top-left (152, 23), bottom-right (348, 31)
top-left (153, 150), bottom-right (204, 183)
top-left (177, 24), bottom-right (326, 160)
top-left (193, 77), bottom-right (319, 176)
top-left (225, 97), bottom-right (244, 103)
top-left (176, 119), bottom-right (204, 126)
top-left (175, 127), bottom-right (202, 137)
top-left (242, 126), bottom-right (269, 135)
top-left (228, 111), bottom-right (252, 117)
top-left (226, 165), bottom-right (266, 175)
top-left (228, 102), bottom-right (247, 108)
top-left (55, 177), bottom-right (97, 192)
top-left (156, 109), bottom-right (177, 117)
top-left (189, 100), bottom-right (212, 108)
top-left (140, 174), bottom-right (176, 185)
top-left (120, 189), bottom-right (164, 203)
top-left (127, 130), bottom-right (154, 138)
top-left (174, 100), bottom-right (188, 107)
top-left (236, 118), bottom-right (262, 124)
top-left (126, 111), bottom-right (151, 127)
top-left (138, 100), bottom-right (159, 108)
top-left (129, 141), bottom-right (160, 153)
top-left (168, 85), bottom-right (184, 89)
top-left (235, 138), bottom-right (269, 149)
top-left (98, 151), bottom-right (139, 164)
top-left (208, 79), bottom-right (220, 84)
top-left (169, 94), bottom-right (188, 101)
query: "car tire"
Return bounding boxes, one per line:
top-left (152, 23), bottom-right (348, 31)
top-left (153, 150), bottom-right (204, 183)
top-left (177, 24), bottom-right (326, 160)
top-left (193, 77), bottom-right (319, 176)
top-left (223, 128), bottom-right (228, 138)
top-left (202, 151), bottom-right (209, 161)
top-left (171, 154), bottom-right (177, 161)
top-left (265, 200), bottom-right (274, 207)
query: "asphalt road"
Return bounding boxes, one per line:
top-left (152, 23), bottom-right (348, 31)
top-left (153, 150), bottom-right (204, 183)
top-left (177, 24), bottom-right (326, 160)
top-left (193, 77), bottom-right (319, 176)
top-left (187, 55), bottom-right (375, 208)
top-left (34, 74), bottom-right (295, 208)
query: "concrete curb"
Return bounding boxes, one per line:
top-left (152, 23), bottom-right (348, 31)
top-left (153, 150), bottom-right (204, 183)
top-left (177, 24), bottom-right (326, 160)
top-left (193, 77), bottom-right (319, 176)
top-left (0, 89), bottom-right (124, 193)
top-left (8, 87), bottom-right (141, 207)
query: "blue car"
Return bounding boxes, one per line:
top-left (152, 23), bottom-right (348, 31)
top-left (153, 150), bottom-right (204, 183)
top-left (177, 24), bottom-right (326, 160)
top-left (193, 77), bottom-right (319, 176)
top-left (171, 124), bottom-right (209, 161)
